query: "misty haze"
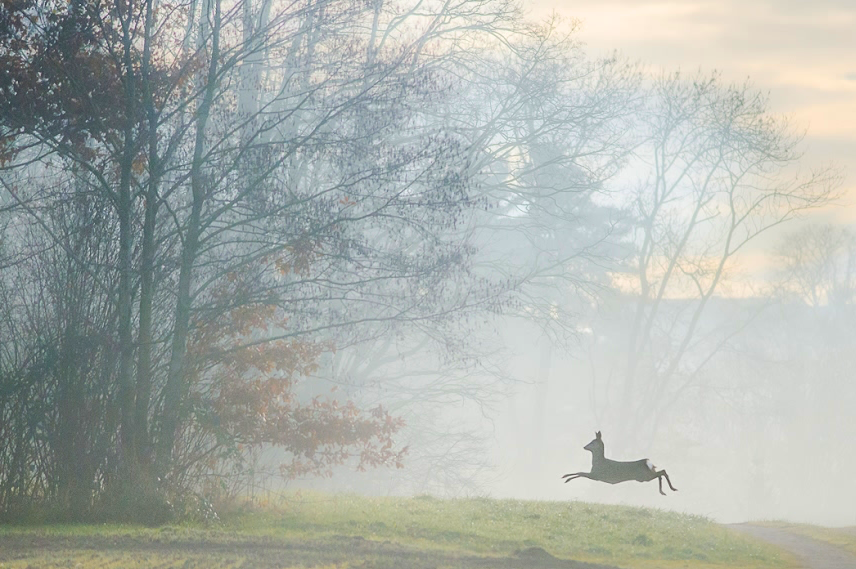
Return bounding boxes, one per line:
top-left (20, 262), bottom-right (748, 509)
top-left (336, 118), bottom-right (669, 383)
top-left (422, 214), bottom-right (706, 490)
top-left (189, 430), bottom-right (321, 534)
top-left (1, 0), bottom-right (854, 567)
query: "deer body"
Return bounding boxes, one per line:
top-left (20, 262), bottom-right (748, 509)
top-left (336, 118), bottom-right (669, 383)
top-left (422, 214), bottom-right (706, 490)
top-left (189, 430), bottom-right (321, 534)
top-left (562, 431), bottom-right (678, 496)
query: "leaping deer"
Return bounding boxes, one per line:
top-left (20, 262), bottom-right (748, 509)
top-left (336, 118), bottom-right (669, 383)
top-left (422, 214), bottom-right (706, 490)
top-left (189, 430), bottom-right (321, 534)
top-left (561, 431), bottom-right (678, 496)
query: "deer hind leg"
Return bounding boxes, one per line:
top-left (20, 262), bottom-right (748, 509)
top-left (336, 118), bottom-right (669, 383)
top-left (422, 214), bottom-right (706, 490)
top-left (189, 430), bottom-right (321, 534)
top-left (657, 474), bottom-right (666, 496)
top-left (660, 470), bottom-right (677, 492)
top-left (656, 470), bottom-right (677, 494)
top-left (562, 472), bottom-right (592, 483)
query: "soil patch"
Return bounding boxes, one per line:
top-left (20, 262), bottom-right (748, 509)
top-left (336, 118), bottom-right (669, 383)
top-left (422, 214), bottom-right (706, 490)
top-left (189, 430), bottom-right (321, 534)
top-left (0, 531), bottom-right (620, 569)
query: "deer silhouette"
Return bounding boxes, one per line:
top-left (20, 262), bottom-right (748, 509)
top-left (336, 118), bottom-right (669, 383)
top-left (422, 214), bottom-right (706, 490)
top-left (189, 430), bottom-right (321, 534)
top-left (561, 431), bottom-right (678, 496)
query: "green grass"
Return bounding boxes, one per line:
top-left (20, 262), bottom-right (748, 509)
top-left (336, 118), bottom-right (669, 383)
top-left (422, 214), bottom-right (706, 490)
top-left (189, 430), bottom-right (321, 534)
top-left (0, 493), bottom-right (799, 569)
top-left (228, 492), bottom-right (793, 568)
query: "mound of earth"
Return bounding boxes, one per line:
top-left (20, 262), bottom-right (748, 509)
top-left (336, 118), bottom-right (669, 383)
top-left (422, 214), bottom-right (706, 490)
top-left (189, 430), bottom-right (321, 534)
top-left (508, 546), bottom-right (614, 569)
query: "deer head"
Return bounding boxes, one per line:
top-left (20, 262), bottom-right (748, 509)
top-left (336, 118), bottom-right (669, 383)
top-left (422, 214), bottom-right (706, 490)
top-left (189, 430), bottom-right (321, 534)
top-left (583, 431), bottom-right (604, 453)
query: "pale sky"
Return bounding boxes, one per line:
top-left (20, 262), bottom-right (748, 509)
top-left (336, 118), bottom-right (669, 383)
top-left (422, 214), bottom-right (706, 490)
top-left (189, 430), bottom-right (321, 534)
top-left (530, 0), bottom-right (856, 225)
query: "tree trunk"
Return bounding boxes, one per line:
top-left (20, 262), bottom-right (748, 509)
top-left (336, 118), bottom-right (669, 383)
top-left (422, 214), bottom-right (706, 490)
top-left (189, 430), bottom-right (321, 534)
top-left (134, 0), bottom-right (160, 470)
top-left (156, 0), bottom-right (220, 477)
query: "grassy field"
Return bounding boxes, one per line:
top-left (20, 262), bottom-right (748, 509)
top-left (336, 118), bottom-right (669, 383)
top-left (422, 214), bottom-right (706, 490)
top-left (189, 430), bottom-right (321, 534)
top-left (0, 493), bottom-right (798, 569)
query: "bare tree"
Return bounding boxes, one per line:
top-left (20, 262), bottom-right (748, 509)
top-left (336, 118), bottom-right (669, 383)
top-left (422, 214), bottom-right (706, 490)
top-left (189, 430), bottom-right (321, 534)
top-left (773, 224), bottom-right (856, 307)
top-left (297, 18), bottom-right (643, 494)
top-left (448, 19), bottom-right (639, 336)
top-left (589, 71), bottom-right (841, 448)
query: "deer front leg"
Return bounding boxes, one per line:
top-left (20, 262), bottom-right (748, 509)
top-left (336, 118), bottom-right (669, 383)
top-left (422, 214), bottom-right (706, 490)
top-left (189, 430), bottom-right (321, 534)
top-left (562, 472), bottom-right (592, 483)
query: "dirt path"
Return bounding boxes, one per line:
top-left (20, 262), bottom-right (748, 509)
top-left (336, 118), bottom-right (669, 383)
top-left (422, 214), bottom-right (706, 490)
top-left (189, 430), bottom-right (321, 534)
top-left (0, 532), bottom-right (621, 569)
top-left (729, 523), bottom-right (856, 569)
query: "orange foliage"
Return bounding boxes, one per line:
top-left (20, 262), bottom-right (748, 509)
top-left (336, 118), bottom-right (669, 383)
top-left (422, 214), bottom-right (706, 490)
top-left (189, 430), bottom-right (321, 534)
top-left (184, 254), bottom-right (406, 480)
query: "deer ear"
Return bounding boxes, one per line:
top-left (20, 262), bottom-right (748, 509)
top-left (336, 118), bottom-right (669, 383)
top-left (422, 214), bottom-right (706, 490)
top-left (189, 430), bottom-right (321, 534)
top-left (596, 431), bottom-right (602, 439)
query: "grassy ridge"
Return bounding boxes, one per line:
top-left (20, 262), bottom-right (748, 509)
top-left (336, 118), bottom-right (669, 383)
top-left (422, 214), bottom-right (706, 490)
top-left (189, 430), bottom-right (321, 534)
top-left (229, 493), bottom-right (794, 568)
top-left (0, 493), bottom-right (798, 569)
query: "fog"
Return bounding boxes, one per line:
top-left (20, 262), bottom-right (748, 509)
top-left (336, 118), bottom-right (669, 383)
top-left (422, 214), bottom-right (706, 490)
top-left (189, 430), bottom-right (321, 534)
top-left (1, 0), bottom-right (853, 529)
top-left (491, 307), bottom-right (856, 527)
top-left (297, 0), bottom-right (856, 528)
top-left (301, 285), bottom-right (856, 527)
